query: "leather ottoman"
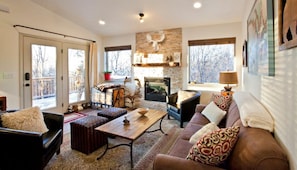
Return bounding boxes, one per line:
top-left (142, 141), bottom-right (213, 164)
top-left (97, 107), bottom-right (127, 121)
top-left (70, 115), bottom-right (109, 154)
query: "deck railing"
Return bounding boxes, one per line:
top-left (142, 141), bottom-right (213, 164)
top-left (32, 77), bottom-right (83, 99)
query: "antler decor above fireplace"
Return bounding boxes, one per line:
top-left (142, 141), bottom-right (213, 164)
top-left (135, 28), bottom-right (182, 67)
top-left (146, 31), bottom-right (165, 51)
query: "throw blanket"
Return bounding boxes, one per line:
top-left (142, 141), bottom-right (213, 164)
top-left (94, 83), bottom-right (121, 92)
top-left (233, 92), bottom-right (274, 132)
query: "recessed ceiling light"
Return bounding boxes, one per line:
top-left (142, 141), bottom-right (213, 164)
top-left (98, 20), bottom-right (105, 25)
top-left (193, 1), bottom-right (202, 9)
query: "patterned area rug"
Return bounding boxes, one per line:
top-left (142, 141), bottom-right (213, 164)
top-left (64, 112), bottom-right (86, 123)
top-left (45, 115), bottom-right (181, 170)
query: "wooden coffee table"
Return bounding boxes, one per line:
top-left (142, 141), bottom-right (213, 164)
top-left (95, 108), bottom-right (167, 168)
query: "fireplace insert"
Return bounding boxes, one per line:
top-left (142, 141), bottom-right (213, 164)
top-left (144, 77), bottom-right (170, 102)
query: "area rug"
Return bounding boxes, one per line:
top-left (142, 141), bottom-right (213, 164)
top-left (44, 119), bottom-right (181, 170)
top-left (64, 112), bottom-right (86, 123)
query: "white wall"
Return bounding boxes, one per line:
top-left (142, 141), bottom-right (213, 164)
top-left (0, 0), bottom-right (102, 110)
top-left (242, 0), bottom-right (297, 169)
top-left (103, 22), bottom-right (243, 93)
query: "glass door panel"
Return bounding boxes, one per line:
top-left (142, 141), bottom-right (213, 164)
top-left (68, 48), bottom-right (86, 103)
top-left (31, 44), bottom-right (57, 109)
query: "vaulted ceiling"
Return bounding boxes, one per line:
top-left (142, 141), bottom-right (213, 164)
top-left (30, 0), bottom-right (246, 37)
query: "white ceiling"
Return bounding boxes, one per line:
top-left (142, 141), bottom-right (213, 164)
top-left (30, 0), bottom-right (247, 37)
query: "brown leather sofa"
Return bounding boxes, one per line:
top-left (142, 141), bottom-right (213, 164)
top-left (154, 100), bottom-right (290, 170)
top-left (0, 111), bottom-right (64, 170)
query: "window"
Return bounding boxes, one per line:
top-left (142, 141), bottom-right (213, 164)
top-left (105, 45), bottom-right (132, 79)
top-left (188, 37), bottom-right (235, 84)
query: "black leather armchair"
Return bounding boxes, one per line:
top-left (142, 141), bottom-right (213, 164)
top-left (167, 90), bottom-right (201, 128)
top-left (0, 111), bottom-right (64, 170)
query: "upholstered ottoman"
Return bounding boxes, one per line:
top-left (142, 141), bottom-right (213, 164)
top-left (97, 107), bottom-right (127, 121)
top-left (70, 115), bottom-right (109, 154)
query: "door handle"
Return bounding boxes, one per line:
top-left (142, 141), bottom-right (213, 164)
top-left (25, 83), bottom-right (30, 87)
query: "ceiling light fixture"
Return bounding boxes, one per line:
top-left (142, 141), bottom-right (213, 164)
top-left (139, 13), bottom-right (144, 23)
top-left (193, 1), bottom-right (202, 9)
top-left (98, 20), bottom-right (105, 25)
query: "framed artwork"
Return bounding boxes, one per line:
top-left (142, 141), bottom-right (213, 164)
top-left (278, 0), bottom-right (297, 50)
top-left (242, 40), bottom-right (248, 67)
top-left (247, 0), bottom-right (275, 76)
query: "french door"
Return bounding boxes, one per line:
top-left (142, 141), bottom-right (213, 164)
top-left (22, 35), bottom-right (89, 113)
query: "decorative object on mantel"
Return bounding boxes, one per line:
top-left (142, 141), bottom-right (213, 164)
top-left (166, 55), bottom-right (175, 66)
top-left (278, 0), bottom-right (297, 50)
top-left (146, 31), bottom-right (165, 51)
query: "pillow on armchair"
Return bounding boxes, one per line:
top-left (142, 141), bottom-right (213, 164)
top-left (176, 90), bottom-right (197, 108)
top-left (1, 106), bottom-right (49, 134)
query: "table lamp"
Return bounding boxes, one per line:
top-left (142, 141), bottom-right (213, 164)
top-left (219, 71), bottom-right (238, 91)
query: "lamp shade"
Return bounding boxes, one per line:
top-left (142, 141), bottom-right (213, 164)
top-left (219, 71), bottom-right (238, 84)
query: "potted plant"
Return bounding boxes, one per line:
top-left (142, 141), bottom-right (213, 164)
top-left (103, 71), bottom-right (112, 80)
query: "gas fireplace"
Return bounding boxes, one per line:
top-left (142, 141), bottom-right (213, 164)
top-left (144, 77), bottom-right (170, 102)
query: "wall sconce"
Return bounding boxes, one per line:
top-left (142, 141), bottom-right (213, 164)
top-left (139, 13), bottom-right (144, 23)
top-left (219, 71), bottom-right (238, 91)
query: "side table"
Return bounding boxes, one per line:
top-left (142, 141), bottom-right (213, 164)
top-left (0, 96), bottom-right (6, 111)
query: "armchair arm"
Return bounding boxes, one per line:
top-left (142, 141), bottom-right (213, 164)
top-left (0, 127), bottom-right (44, 169)
top-left (179, 93), bottom-right (201, 121)
top-left (43, 112), bottom-right (64, 131)
top-left (153, 154), bottom-right (224, 170)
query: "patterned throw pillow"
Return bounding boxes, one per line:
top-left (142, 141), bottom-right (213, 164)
top-left (212, 94), bottom-right (232, 111)
top-left (186, 126), bottom-right (240, 166)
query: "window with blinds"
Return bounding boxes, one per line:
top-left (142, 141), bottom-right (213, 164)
top-left (188, 37), bottom-right (236, 84)
top-left (104, 45), bottom-right (132, 79)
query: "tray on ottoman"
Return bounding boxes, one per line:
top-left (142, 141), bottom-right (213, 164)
top-left (97, 107), bottom-right (127, 121)
top-left (70, 115), bottom-right (109, 154)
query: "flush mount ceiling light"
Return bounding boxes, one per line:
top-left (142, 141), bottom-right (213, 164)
top-left (139, 13), bottom-right (144, 23)
top-left (98, 20), bottom-right (106, 25)
top-left (193, 1), bottom-right (202, 9)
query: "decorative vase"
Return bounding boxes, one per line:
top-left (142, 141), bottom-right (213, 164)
top-left (169, 61), bottom-right (175, 67)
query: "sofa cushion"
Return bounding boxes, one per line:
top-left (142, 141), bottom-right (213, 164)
top-left (201, 101), bottom-right (226, 125)
top-left (180, 122), bottom-right (205, 140)
top-left (169, 138), bottom-right (195, 158)
top-left (186, 126), bottom-right (240, 166)
top-left (212, 94), bottom-right (232, 111)
top-left (1, 106), bottom-right (49, 134)
top-left (189, 122), bottom-right (219, 144)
